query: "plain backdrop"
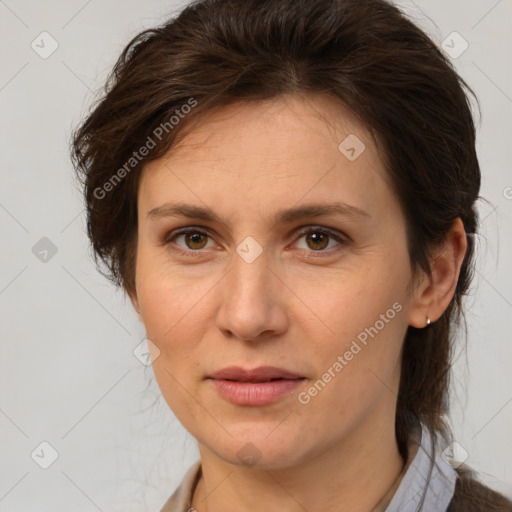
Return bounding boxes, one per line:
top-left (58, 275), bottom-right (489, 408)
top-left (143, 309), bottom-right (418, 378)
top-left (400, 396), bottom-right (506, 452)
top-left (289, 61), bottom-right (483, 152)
top-left (1, 0), bottom-right (511, 510)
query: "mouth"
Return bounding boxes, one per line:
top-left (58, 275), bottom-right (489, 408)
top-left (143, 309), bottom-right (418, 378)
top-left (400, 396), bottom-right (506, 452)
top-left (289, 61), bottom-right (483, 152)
top-left (222, 377), bottom-right (300, 383)
top-left (207, 366), bottom-right (306, 405)
top-left (208, 365), bottom-right (305, 382)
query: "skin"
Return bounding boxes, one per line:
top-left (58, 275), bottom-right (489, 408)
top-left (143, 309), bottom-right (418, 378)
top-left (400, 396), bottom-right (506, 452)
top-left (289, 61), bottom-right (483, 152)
top-left (130, 93), bottom-right (467, 512)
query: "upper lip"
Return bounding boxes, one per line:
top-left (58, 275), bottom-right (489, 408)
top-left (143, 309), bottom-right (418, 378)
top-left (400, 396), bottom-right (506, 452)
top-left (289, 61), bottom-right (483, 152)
top-left (208, 366), bottom-right (304, 382)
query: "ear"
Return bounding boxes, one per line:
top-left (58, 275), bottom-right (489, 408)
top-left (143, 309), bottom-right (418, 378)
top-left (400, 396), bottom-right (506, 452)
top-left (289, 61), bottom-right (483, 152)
top-left (408, 218), bottom-right (468, 328)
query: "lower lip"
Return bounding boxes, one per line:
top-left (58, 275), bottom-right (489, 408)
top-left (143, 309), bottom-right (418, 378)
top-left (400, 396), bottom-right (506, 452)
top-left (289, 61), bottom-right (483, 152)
top-left (209, 378), bottom-right (305, 405)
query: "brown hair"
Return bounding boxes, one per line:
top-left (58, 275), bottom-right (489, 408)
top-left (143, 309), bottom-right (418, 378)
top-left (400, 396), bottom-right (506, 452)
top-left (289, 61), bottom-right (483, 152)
top-left (70, 0), bottom-right (511, 509)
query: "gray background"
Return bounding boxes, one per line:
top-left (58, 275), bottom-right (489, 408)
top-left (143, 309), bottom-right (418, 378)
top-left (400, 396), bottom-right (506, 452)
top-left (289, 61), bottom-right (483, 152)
top-left (1, 0), bottom-right (511, 510)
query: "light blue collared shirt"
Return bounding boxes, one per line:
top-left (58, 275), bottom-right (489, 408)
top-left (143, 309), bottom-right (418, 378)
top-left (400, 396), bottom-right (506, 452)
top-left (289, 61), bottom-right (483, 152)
top-left (384, 420), bottom-right (457, 512)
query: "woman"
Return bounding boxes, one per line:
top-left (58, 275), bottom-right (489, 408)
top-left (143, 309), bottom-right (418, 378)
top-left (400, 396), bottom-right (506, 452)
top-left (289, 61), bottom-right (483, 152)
top-left (71, 0), bottom-right (512, 510)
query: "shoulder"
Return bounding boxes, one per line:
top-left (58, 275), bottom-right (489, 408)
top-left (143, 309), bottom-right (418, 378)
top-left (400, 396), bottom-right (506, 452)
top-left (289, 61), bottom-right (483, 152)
top-left (446, 466), bottom-right (512, 512)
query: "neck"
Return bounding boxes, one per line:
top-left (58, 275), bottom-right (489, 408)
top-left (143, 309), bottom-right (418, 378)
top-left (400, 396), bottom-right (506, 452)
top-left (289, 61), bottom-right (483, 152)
top-left (192, 411), bottom-right (406, 512)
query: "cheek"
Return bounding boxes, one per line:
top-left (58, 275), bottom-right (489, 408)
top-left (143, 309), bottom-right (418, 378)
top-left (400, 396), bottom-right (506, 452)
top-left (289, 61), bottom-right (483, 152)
top-left (134, 250), bottom-right (222, 392)
top-left (300, 296), bottom-right (406, 431)
top-left (295, 260), bottom-right (408, 338)
top-left (300, 264), bottom-right (409, 394)
top-left (135, 249), bottom-right (204, 336)
top-left (135, 262), bottom-right (209, 413)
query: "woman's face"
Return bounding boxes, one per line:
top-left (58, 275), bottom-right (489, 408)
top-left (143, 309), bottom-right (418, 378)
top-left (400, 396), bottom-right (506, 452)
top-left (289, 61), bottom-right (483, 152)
top-left (133, 94), bottom-right (422, 469)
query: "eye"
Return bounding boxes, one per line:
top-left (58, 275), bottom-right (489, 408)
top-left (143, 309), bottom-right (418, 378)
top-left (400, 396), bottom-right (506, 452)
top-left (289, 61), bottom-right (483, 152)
top-left (163, 225), bottom-right (348, 257)
top-left (165, 227), bottom-right (216, 254)
top-left (293, 226), bottom-right (347, 253)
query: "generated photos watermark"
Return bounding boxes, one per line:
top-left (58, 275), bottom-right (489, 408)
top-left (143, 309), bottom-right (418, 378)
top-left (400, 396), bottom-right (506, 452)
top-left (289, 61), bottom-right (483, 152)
top-left (298, 301), bottom-right (403, 404)
top-left (93, 97), bottom-right (198, 200)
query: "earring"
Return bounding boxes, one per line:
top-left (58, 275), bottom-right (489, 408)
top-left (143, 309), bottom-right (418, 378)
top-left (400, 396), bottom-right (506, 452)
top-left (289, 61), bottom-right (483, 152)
top-left (426, 317), bottom-right (431, 327)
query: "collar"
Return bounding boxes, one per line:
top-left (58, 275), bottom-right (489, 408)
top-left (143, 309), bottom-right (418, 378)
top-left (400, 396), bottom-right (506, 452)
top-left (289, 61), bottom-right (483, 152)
top-left (383, 420), bottom-right (457, 512)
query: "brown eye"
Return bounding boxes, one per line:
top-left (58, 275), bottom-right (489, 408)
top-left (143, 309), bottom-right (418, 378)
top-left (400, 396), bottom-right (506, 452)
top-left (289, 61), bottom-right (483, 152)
top-left (294, 226), bottom-right (346, 253)
top-left (165, 227), bottom-right (215, 253)
top-left (183, 231), bottom-right (208, 250)
top-left (305, 231), bottom-right (329, 250)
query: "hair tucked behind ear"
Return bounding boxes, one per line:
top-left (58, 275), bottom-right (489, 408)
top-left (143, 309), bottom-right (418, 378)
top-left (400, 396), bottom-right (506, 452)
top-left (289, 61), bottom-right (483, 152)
top-left (70, 0), bottom-right (511, 508)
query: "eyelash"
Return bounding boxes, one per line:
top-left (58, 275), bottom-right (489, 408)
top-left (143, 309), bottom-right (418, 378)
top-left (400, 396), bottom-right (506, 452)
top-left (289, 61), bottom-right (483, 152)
top-left (163, 225), bottom-right (348, 258)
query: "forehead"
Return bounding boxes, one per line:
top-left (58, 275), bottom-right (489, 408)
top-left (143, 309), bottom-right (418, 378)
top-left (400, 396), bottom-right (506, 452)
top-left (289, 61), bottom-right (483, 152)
top-left (138, 94), bottom-right (394, 221)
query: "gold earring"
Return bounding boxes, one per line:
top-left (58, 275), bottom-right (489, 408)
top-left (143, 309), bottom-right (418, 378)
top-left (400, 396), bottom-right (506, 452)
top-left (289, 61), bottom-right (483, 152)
top-left (426, 317), bottom-right (431, 327)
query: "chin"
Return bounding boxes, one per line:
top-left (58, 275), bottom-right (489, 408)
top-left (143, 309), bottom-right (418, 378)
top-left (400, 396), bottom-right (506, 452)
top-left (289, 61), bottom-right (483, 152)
top-left (200, 429), bottom-right (312, 471)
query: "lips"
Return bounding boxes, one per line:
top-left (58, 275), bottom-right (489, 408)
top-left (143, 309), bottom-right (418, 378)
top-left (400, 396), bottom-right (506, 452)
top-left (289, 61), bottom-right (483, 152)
top-left (208, 366), bottom-right (304, 382)
top-left (207, 366), bottom-right (306, 406)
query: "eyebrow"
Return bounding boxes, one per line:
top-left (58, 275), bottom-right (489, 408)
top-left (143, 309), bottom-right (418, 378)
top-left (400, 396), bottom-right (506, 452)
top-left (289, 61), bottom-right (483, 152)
top-left (147, 201), bottom-right (370, 226)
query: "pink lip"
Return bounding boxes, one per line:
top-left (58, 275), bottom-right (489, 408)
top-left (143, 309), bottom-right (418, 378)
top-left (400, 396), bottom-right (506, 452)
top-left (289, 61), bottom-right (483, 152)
top-left (209, 366), bottom-right (303, 381)
top-left (207, 366), bottom-right (305, 406)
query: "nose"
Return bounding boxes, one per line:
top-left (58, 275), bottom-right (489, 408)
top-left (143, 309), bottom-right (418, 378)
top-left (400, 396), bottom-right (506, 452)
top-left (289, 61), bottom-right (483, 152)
top-left (215, 249), bottom-right (289, 342)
